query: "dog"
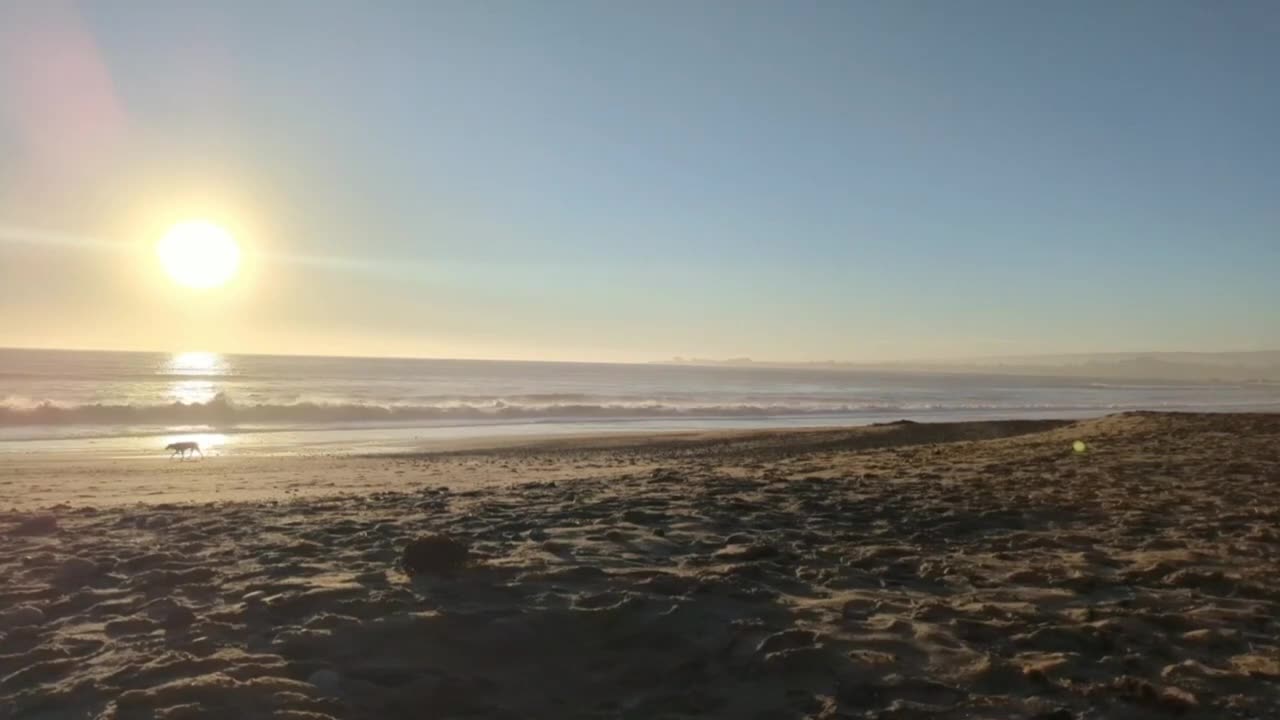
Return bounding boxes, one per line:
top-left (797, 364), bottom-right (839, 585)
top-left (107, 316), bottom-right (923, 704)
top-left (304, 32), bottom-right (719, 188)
top-left (165, 441), bottom-right (203, 460)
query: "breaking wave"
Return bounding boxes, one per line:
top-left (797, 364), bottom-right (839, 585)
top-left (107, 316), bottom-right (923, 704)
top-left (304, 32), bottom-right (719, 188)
top-left (0, 392), bottom-right (1036, 428)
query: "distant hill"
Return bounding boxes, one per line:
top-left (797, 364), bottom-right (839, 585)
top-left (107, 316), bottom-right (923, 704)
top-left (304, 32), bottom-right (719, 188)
top-left (928, 352), bottom-right (1280, 383)
top-left (655, 352), bottom-right (1280, 383)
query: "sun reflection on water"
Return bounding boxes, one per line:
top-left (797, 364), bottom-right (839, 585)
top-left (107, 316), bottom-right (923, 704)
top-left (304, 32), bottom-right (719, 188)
top-left (168, 380), bottom-right (218, 404)
top-left (163, 352), bottom-right (229, 407)
top-left (163, 351), bottom-right (230, 376)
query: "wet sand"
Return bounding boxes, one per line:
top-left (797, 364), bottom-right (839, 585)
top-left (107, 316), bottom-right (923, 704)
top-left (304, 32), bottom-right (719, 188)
top-left (2, 412), bottom-right (1278, 719)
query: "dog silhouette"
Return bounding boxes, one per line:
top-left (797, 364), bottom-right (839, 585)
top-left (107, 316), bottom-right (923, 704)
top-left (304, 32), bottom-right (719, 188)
top-left (165, 441), bottom-right (203, 460)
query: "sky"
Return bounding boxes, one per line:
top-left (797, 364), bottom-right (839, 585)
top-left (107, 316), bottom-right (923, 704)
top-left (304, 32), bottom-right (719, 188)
top-left (1, 1), bottom-right (1277, 363)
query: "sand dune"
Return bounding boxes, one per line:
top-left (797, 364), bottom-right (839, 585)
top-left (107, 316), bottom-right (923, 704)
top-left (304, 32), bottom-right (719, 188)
top-left (2, 413), bottom-right (1278, 718)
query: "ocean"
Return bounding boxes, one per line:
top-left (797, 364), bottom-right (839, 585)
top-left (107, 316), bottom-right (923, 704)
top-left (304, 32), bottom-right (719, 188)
top-left (3, 348), bottom-right (1279, 456)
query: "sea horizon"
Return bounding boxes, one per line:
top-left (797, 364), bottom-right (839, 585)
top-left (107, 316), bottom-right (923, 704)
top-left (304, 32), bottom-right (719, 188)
top-left (5, 347), bottom-right (1280, 457)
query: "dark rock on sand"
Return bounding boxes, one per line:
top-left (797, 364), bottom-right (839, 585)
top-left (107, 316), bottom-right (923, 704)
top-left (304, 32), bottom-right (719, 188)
top-left (56, 557), bottom-right (99, 587)
top-left (0, 606), bottom-right (45, 629)
top-left (308, 668), bottom-right (344, 696)
top-left (163, 605), bottom-right (197, 629)
top-left (401, 534), bottom-right (470, 577)
top-left (11, 514), bottom-right (59, 536)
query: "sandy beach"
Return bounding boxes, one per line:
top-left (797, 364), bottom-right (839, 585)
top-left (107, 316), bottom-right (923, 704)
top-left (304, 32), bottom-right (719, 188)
top-left (2, 412), bottom-right (1278, 719)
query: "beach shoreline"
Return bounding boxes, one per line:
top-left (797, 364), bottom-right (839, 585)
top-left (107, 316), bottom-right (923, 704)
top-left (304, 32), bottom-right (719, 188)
top-left (2, 411), bottom-right (1278, 718)
top-left (3, 417), bottom-right (1073, 509)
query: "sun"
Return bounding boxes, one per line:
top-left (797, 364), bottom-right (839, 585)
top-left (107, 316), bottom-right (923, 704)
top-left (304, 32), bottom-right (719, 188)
top-left (156, 221), bottom-right (241, 289)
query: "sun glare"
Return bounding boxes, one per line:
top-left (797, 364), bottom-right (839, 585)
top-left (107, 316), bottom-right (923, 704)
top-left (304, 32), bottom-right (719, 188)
top-left (157, 221), bottom-right (241, 289)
